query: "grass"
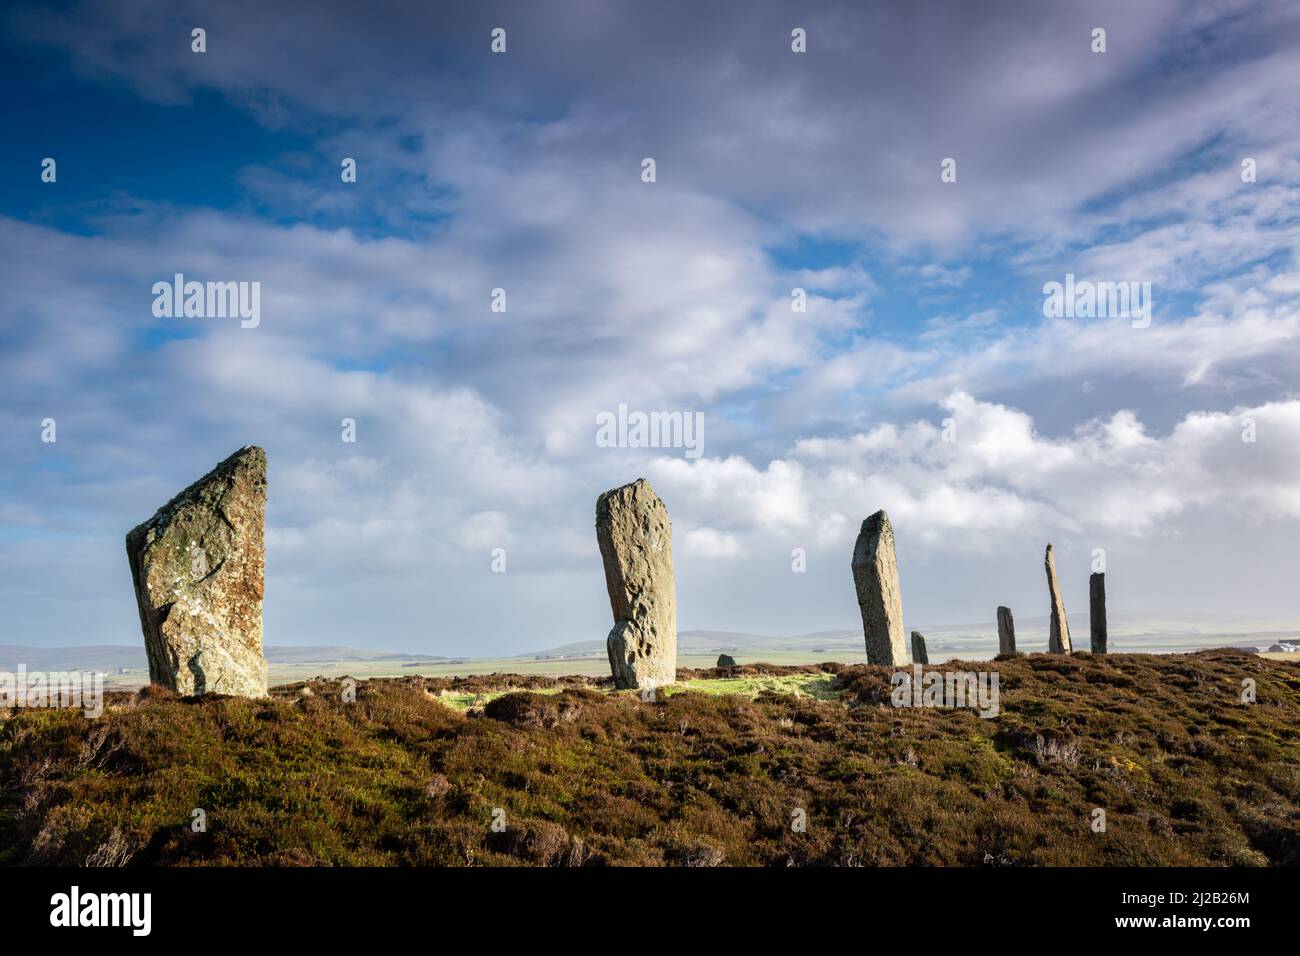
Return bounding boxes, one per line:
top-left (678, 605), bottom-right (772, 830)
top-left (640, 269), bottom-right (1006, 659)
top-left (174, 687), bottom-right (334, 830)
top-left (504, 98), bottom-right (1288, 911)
top-left (426, 673), bottom-right (842, 712)
top-left (433, 686), bottom-right (565, 711)
top-left (659, 673), bottom-right (842, 701)
top-left (1, 650), bottom-right (1297, 866)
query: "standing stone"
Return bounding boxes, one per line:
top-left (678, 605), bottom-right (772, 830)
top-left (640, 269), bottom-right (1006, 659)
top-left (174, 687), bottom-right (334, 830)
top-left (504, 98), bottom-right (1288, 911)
top-left (1089, 572), bottom-right (1108, 654)
top-left (1044, 544), bottom-right (1072, 654)
top-left (125, 446), bottom-right (268, 697)
top-left (996, 606), bottom-right (1016, 655)
top-left (716, 653), bottom-right (737, 668)
top-left (852, 510), bottom-right (910, 666)
top-left (911, 631), bottom-right (929, 665)
top-left (596, 478), bottom-right (677, 689)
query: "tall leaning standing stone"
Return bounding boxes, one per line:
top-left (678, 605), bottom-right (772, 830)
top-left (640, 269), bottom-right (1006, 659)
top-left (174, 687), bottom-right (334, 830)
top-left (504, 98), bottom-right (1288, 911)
top-left (996, 605), bottom-right (1016, 655)
top-left (126, 446), bottom-right (268, 697)
top-left (1044, 544), bottom-right (1072, 654)
top-left (852, 510), bottom-right (910, 666)
top-left (1090, 572), bottom-right (1108, 654)
top-left (596, 478), bottom-right (677, 690)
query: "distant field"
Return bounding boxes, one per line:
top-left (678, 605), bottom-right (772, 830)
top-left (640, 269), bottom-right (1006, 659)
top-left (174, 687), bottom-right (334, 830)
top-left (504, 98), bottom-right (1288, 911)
top-left (97, 650), bottom-right (863, 690)
top-left (268, 649), bottom-right (859, 689)
top-left (73, 626), bottom-right (1300, 691)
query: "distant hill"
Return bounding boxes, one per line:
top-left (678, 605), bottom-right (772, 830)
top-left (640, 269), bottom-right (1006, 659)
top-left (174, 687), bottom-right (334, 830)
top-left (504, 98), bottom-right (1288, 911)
top-left (4, 609), bottom-right (1294, 674)
top-left (509, 630), bottom-right (837, 659)
top-left (263, 646), bottom-right (448, 664)
top-left (520, 614), bottom-right (1299, 660)
top-left (0, 645), bottom-right (446, 672)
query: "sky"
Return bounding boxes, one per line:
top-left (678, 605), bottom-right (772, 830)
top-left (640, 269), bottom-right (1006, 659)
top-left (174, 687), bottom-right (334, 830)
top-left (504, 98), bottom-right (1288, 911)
top-left (2, 0), bottom-right (1300, 654)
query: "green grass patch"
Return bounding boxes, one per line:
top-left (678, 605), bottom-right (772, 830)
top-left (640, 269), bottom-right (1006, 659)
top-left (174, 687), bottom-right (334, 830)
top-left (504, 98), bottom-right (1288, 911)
top-left (434, 686), bottom-right (565, 711)
top-left (665, 673), bottom-right (843, 701)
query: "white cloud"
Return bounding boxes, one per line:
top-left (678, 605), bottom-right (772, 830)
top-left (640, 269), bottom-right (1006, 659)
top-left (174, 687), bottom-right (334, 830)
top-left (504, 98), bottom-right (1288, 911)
top-left (455, 511), bottom-right (511, 551)
top-left (681, 527), bottom-right (745, 559)
top-left (650, 392), bottom-right (1300, 551)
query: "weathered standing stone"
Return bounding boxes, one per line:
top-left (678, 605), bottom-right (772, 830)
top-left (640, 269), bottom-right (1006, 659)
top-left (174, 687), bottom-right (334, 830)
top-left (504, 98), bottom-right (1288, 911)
top-left (125, 446), bottom-right (268, 697)
top-left (852, 510), bottom-right (910, 666)
top-left (1089, 572), bottom-right (1107, 654)
top-left (596, 478), bottom-right (677, 689)
top-left (716, 653), bottom-right (737, 668)
top-left (910, 631), bottom-right (929, 665)
top-left (996, 606), bottom-right (1016, 654)
top-left (1044, 544), bottom-right (1072, 654)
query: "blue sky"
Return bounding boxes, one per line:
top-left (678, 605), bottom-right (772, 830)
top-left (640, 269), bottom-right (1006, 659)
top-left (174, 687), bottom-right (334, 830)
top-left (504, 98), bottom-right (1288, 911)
top-left (3, 0), bottom-right (1300, 653)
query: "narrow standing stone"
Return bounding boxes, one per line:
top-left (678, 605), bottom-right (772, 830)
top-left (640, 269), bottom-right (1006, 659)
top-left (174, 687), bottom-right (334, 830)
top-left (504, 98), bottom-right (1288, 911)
top-left (1090, 572), bottom-right (1108, 654)
top-left (1045, 544), bottom-right (1072, 653)
top-left (852, 510), bottom-right (910, 666)
top-left (911, 630), bottom-right (929, 665)
top-left (996, 606), bottom-right (1016, 655)
top-left (596, 478), bottom-right (677, 689)
top-left (125, 446), bottom-right (268, 697)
